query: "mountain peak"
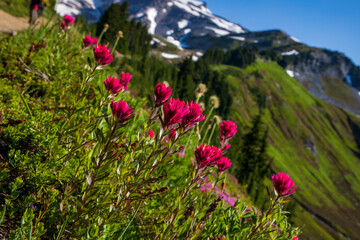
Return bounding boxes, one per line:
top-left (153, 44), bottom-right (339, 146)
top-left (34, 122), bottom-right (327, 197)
top-left (55, 0), bottom-right (247, 49)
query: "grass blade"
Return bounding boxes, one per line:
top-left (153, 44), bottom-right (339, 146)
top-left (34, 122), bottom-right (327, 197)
top-left (18, 91), bottom-right (33, 117)
top-left (118, 202), bottom-right (142, 240)
top-left (56, 218), bottom-right (68, 240)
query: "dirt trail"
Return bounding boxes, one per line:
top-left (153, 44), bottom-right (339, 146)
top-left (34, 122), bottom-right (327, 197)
top-left (0, 9), bottom-right (46, 34)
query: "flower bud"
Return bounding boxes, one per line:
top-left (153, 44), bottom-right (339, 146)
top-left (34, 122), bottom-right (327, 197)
top-left (209, 95), bottom-right (220, 109)
top-left (195, 83), bottom-right (208, 99)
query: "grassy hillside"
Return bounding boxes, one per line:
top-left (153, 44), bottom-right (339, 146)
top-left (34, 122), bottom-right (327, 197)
top-left (212, 61), bottom-right (360, 239)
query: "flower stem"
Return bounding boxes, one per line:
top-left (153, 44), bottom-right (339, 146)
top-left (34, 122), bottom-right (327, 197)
top-left (207, 122), bottom-right (217, 145)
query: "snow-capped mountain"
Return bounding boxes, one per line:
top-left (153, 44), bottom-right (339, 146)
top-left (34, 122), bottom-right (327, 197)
top-left (56, 0), bottom-right (247, 49)
top-left (56, 0), bottom-right (360, 115)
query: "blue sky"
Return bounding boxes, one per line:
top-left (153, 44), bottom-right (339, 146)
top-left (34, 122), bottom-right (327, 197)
top-left (204, 0), bottom-right (360, 65)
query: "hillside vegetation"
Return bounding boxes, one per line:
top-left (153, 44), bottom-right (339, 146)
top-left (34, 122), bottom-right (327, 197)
top-left (212, 62), bottom-right (360, 239)
top-left (0, 1), bottom-right (360, 239)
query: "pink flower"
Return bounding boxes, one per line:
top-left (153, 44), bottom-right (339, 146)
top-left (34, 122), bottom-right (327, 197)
top-left (148, 130), bottom-right (155, 139)
top-left (64, 15), bottom-right (75, 26)
top-left (221, 144), bottom-right (231, 152)
top-left (272, 172), bottom-right (297, 197)
top-left (195, 145), bottom-right (222, 168)
top-left (177, 145), bottom-right (185, 158)
top-left (216, 157), bottom-right (232, 172)
top-left (93, 44), bottom-right (113, 66)
top-left (154, 83), bottom-right (172, 107)
top-left (60, 21), bottom-right (67, 30)
top-left (169, 130), bottom-right (176, 139)
top-left (104, 76), bottom-right (123, 95)
top-left (162, 98), bottom-right (189, 129)
top-left (110, 100), bottom-right (134, 124)
top-left (83, 35), bottom-right (98, 48)
top-left (220, 120), bottom-right (237, 142)
top-left (293, 237), bottom-right (299, 240)
top-left (119, 72), bottom-right (132, 90)
top-left (182, 101), bottom-right (206, 130)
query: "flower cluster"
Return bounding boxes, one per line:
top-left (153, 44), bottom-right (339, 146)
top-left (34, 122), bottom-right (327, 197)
top-left (162, 98), bottom-right (189, 129)
top-left (93, 44), bottom-right (113, 66)
top-left (182, 101), bottom-right (206, 130)
top-left (83, 35), bottom-right (98, 48)
top-left (110, 100), bottom-right (134, 124)
top-left (154, 83), bottom-right (205, 132)
top-left (220, 120), bottom-right (237, 144)
top-left (61, 15), bottom-right (75, 31)
top-left (104, 73), bottom-right (132, 95)
top-left (154, 83), bottom-right (172, 107)
top-left (104, 76), bottom-right (123, 95)
top-left (120, 72), bottom-right (132, 90)
top-left (194, 144), bottom-right (231, 171)
top-left (272, 172), bottom-right (297, 197)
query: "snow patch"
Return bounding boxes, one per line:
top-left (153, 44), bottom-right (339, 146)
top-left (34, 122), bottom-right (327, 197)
top-left (178, 19), bottom-right (189, 29)
top-left (210, 17), bottom-right (245, 33)
top-left (147, 8), bottom-right (158, 34)
top-left (286, 70), bottom-right (295, 77)
top-left (55, 3), bottom-right (81, 17)
top-left (166, 30), bottom-right (174, 35)
top-left (230, 36), bottom-right (245, 41)
top-left (281, 50), bottom-right (299, 56)
top-left (205, 26), bottom-right (230, 36)
top-left (290, 36), bottom-right (300, 42)
top-left (192, 55), bottom-right (199, 61)
top-left (152, 37), bottom-right (166, 46)
top-left (166, 36), bottom-right (183, 50)
top-left (136, 12), bottom-right (144, 18)
top-left (161, 53), bottom-right (180, 59)
top-left (196, 51), bottom-right (203, 56)
top-left (163, 8), bottom-right (167, 13)
top-left (184, 28), bottom-right (191, 34)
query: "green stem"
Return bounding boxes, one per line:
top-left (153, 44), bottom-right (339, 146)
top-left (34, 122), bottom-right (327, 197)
top-left (200, 107), bottom-right (214, 133)
top-left (201, 123), bottom-right (211, 144)
top-left (98, 29), bottom-right (106, 44)
top-left (111, 36), bottom-right (121, 55)
top-left (207, 122), bottom-right (217, 145)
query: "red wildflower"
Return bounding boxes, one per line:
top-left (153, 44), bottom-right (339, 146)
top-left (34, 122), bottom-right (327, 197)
top-left (154, 83), bottom-right (172, 107)
top-left (60, 21), bottom-right (67, 30)
top-left (64, 15), bottom-right (75, 26)
top-left (195, 144), bottom-right (222, 168)
top-left (221, 144), bottom-right (231, 152)
top-left (177, 145), bottom-right (185, 158)
top-left (182, 101), bottom-right (206, 130)
top-left (61, 15), bottom-right (75, 31)
top-left (83, 35), bottom-right (98, 48)
top-left (119, 72), bottom-right (132, 90)
top-left (33, 4), bottom-right (39, 10)
top-left (272, 172), bottom-right (297, 197)
top-left (220, 120), bottom-right (237, 142)
top-left (293, 237), bottom-right (299, 240)
top-left (216, 157), bottom-right (232, 172)
top-left (162, 98), bottom-right (189, 129)
top-left (104, 76), bottom-right (123, 95)
top-left (93, 44), bottom-right (113, 66)
top-left (148, 130), bottom-right (155, 139)
top-left (110, 100), bottom-right (134, 124)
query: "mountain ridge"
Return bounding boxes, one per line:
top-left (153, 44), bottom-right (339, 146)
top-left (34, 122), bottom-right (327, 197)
top-left (55, 0), bottom-right (360, 116)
